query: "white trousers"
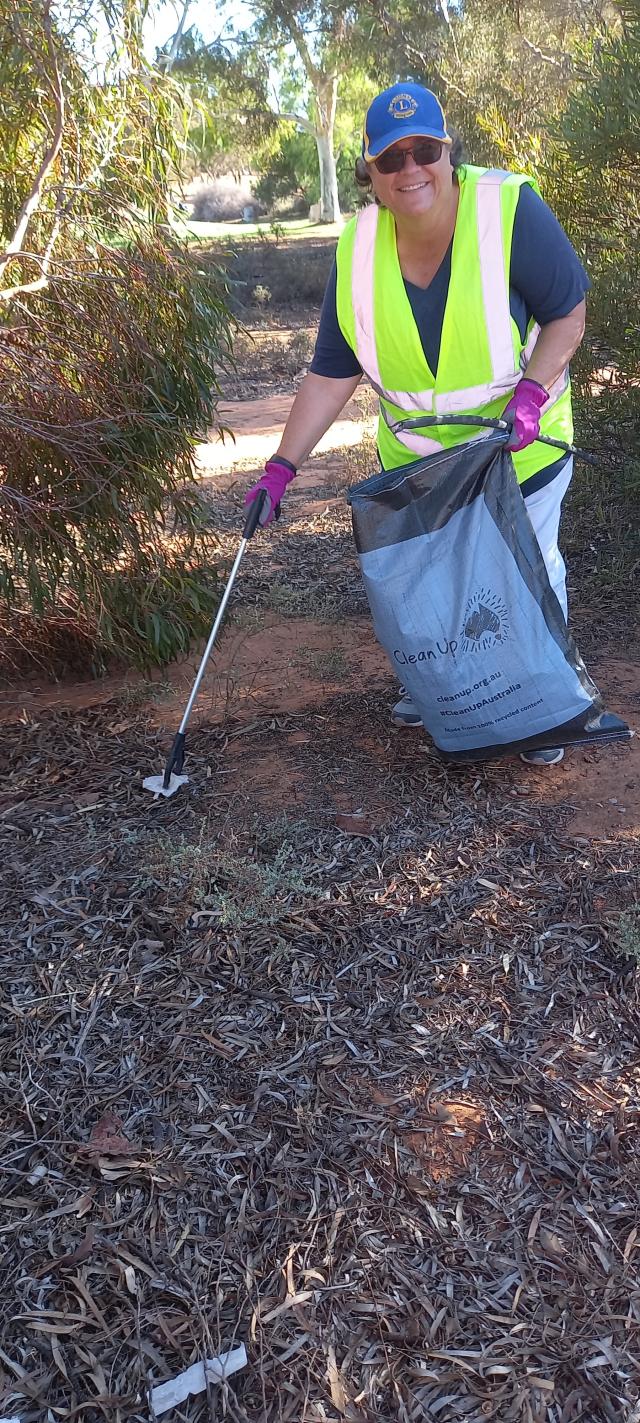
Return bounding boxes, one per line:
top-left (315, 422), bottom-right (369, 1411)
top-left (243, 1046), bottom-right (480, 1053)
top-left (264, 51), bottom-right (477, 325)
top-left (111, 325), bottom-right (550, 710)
top-left (523, 458), bottom-right (573, 620)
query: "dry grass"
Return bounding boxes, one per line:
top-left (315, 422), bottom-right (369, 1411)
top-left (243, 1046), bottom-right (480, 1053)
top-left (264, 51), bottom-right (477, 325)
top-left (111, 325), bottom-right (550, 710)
top-left (222, 325), bottom-right (317, 400)
top-left (223, 236), bottom-right (335, 311)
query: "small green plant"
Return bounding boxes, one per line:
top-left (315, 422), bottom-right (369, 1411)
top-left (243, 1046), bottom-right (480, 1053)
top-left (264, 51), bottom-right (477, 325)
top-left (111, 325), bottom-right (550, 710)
top-left (286, 328), bottom-right (314, 371)
top-left (612, 907), bottom-right (640, 963)
top-left (252, 810), bottom-right (316, 852)
top-left (252, 283), bottom-right (272, 306)
top-left (294, 645), bottom-right (349, 681)
top-left (118, 678), bottom-right (173, 709)
top-left (145, 830), bottom-right (320, 928)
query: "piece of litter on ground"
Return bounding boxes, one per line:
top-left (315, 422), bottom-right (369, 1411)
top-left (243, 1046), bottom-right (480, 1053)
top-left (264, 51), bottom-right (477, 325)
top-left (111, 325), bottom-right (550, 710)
top-left (27, 1163), bottom-right (47, 1186)
top-left (142, 773), bottom-right (189, 799)
top-left (150, 1344), bottom-right (248, 1415)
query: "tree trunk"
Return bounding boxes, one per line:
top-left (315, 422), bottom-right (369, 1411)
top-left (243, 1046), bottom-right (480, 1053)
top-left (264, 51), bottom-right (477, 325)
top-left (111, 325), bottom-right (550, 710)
top-left (163, 0), bottom-right (192, 72)
top-left (313, 75), bottom-right (341, 224)
top-left (315, 129), bottom-right (340, 223)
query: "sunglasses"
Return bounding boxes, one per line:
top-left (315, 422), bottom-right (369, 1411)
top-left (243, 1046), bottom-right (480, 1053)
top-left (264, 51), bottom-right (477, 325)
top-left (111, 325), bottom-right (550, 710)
top-left (374, 139), bottom-right (444, 175)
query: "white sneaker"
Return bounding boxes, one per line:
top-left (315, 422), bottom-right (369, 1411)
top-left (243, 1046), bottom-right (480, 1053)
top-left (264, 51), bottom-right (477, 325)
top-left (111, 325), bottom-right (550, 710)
top-left (520, 747), bottom-right (564, 766)
top-left (391, 686), bottom-right (423, 727)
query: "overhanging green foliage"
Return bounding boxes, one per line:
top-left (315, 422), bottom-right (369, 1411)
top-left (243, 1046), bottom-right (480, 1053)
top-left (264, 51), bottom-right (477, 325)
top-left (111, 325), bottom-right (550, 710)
top-left (0, 0), bottom-right (236, 673)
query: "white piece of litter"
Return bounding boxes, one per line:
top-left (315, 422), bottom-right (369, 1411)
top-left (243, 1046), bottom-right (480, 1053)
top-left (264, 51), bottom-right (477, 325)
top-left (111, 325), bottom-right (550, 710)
top-left (0, 1415), bottom-right (22, 1422)
top-left (150, 1344), bottom-right (247, 1415)
top-left (142, 773), bottom-right (189, 799)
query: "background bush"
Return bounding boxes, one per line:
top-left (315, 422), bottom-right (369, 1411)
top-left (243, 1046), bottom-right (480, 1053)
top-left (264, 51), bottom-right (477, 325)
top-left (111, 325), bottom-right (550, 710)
top-left (461, 0), bottom-right (639, 546)
top-left (253, 128), bottom-right (360, 215)
top-left (0, 0), bottom-right (235, 677)
top-left (0, 237), bottom-right (234, 672)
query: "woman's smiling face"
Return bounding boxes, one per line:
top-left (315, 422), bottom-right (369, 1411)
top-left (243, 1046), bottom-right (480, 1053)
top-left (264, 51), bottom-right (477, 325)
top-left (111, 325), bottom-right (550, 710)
top-left (369, 137), bottom-right (455, 219)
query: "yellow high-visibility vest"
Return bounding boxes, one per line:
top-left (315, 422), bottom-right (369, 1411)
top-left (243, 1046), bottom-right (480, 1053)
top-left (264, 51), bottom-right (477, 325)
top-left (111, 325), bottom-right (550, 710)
top-left (336, 164), bottom-right (573, 480)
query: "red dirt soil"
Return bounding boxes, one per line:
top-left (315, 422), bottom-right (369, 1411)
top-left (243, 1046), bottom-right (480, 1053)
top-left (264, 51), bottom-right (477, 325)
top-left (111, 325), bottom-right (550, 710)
top-left (2, 392), bottom-right (638, 841)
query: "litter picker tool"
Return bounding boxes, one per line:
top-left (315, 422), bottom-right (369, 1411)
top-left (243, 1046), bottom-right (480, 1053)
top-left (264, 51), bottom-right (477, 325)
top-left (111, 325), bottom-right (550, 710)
top-left (143, 489), bottom-right (271, 799)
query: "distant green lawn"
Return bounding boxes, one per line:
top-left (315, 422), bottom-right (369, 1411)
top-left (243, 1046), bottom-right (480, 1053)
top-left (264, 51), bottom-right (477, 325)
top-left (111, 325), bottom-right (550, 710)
top-left (173, 216), bottom-right (348, 244)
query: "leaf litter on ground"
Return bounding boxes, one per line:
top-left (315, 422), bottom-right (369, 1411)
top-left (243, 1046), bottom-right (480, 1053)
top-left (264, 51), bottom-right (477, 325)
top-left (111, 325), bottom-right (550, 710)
top-left (1, 464), bottom-right (639, 1422)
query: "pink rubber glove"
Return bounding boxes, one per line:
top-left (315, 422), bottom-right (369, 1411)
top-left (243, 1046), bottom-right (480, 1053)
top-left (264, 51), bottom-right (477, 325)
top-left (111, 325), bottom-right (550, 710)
top-left (244, 457), bottom-right (297, 527)
top-left (503, 378), bottom-right (549, 452)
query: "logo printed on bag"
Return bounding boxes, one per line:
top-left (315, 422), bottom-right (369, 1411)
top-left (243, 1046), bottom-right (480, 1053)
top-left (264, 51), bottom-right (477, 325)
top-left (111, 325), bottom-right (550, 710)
top-left (394, 638), bottom-right (457, 666)
top-left (388, 93), bottom-right (418, 119)
top-left (461, 589), bottom-right (509, 654)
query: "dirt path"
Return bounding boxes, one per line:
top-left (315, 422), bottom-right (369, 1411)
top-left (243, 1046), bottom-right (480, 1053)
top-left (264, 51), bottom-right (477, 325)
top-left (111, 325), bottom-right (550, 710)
top-left (3, 392), bottom-right (638, 839)
top-left (196, 393), bottom-right (376, 472)
top-left (2, 392), bottom-right (640, 1422)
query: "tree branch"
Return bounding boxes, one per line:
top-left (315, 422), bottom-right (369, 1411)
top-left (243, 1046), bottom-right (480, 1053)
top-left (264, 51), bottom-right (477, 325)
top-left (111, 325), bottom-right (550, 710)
top-left (371, 3), bottom-right (430, 69)
top-left (374, 4), bottom-right (472, 101)
top-left (273, 109), bottom-right (316, 135)
top-left (160, 0), bottom-right (193, 73)
top-left (439, 0), bottom-right (460, 64)
top-left (0, 210), bottom-right (62, 303)
top-left (521, 35), bottom-right (569, 66)
top-left (267, 1), bottom-right (326, 88)
top-left (0, 1), bottom-right (65, 289)
top-left (211, 107), bottom-right (316, 135)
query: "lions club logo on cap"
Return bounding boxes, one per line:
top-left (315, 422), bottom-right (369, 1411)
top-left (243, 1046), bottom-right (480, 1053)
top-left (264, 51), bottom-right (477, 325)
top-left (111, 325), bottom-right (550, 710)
top-left (388, 92), bottom-right (418, 120)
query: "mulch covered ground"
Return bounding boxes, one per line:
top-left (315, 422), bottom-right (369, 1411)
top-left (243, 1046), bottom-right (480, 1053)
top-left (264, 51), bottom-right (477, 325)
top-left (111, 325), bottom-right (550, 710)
top-left (2, 694), bottom-right (640, 1422)
top-left (2, 391), bottom-right (640, 1422)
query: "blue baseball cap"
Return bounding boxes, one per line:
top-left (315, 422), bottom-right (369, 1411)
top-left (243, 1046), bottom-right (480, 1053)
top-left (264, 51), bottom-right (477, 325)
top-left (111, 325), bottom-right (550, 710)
top-left (363, 82), bottom-right (451, 161)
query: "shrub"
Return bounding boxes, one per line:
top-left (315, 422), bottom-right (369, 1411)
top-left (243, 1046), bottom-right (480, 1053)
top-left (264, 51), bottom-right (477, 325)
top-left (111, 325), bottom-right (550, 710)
top-left (0, 235), bottom-right (235, 672)
top-left (0, 1), bottom-right (237, 675)
top-left (458, 1), bottom-right (639, 543)
top-left (188, 175), bottom-right (265, 222)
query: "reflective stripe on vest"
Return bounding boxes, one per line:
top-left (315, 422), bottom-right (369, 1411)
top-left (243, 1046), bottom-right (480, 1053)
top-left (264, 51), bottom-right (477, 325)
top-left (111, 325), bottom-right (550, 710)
top-left (337, 166), bottom-right (572, 474)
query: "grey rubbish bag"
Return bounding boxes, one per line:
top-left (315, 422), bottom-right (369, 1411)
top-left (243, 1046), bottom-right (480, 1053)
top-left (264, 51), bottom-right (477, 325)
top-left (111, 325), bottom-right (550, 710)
top-left (347, 433), bottom-right (630, 762)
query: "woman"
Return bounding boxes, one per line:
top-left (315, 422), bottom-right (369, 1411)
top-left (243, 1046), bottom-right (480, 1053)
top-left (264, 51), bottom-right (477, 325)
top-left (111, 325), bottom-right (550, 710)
top-left (245, 82), bottom-right (590, 766)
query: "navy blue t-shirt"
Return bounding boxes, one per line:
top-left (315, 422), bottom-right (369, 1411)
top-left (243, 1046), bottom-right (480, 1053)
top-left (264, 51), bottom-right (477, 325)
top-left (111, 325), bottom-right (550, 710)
top-left (310, 182), bottom-right (590, 489)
